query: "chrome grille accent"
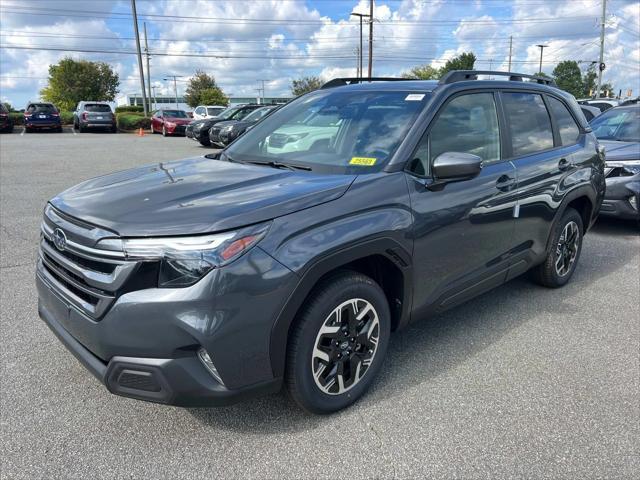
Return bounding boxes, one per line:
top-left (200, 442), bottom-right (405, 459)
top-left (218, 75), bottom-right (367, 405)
top-left (38, 205), bottom-right (138, 319)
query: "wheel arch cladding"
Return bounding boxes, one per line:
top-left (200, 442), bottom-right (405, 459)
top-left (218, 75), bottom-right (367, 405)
top-left (268, 238), bottom-right (412, 380)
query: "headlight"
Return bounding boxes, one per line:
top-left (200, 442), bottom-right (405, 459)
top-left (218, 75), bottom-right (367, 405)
top-left (111, 223), bottom-right (270, 287)
top-left (165, 121), bottom-right (176, 128)
top-left (221, 125), bottom-right (234, 133)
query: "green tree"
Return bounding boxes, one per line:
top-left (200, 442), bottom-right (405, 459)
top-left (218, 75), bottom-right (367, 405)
top-left (552, 61), bottom-right (583, 97)
top-left (404, 52), bottom-right (476, 81)
top-left (40, 57), bottom-right (119, 111)
top-left (2, 101), bottom-right (13, 112)
top-left (184, 71), bottom-right (228, 107)
top-left (291, 76), bottom-right (323, 96)
top-left (439, 52), bottom-right (476, 76)
top-left (402, 65), bottom-right (439, 80)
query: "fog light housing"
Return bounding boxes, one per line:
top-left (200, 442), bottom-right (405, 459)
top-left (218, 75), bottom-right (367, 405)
top-left (629, 195), bottom-right (638, 212)
top-left (197, 348), bottom-right (224, 385)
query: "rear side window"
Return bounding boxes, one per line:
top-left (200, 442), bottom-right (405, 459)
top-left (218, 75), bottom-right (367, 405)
top-left (502, 92), bottom-right (554, 156)
top-left (548, 97), bottom-right (580, 145)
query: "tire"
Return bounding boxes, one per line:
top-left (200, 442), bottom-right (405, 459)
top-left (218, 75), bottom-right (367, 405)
top-left (198, 131), bottom-right (211, 146)
top-left (532, 207), bottom-right (584, 288)
top-left (162, 125), bottom-right (167, 137)
top-left (79, 124), bottom-right (85, 133)
top-left (56, 126), bottom-right (63, 133)
top-left (285, 271), bottom-right (391, 414)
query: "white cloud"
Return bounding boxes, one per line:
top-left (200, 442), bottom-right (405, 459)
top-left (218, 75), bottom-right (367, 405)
top-left (0, 0), bottom-right (638, 107)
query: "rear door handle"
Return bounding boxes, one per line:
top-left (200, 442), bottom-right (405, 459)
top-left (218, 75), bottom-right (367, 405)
top-left (496, 174), bottom-right (516, 191)
top-left (558, 158), bottom-right (572, 171)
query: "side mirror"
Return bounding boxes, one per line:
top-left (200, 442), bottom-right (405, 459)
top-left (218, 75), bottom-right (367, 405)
top-left (432, 151), bottom-right (483, 181)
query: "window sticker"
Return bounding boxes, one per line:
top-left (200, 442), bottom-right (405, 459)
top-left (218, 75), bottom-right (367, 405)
top-left (405, 93), bottom-right (425, 101)
top-left (350, 157), bottom-right (377, 166)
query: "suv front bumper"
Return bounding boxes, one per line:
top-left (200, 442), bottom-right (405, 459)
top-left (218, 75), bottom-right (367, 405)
top-left (36, 246), bottom-right (297, 406)
top-left (38, 298), bottom-right (281, 406)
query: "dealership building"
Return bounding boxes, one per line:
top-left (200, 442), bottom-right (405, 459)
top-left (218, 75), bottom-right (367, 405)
top-left (116, 93), bottom-right (291, 111)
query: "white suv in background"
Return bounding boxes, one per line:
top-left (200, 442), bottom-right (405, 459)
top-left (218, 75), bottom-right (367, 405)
top-left (193, 105), bottom-right (226, 120)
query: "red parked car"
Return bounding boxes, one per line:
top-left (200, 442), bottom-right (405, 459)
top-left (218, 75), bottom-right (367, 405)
top-left (151, 109), bottom-right (191, 136)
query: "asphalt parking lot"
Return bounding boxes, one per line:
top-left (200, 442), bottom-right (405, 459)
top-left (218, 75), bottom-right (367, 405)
top-left (1, 130), bottom-right (638, 479)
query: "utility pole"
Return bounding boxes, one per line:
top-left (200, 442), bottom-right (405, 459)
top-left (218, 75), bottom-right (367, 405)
top-left (258, 79), bottom-right (269, 104)
top-left (596, 0), bottom-right (607, 98)
top-left (163, 75), bottom-right (182, 108)
top-left (143, 22), bottom-right (152, 112)
top-left (508, 35), bottom-right (513, 71)
top-left (536, 44), bottom-right (548, 75)
top-left (350, 12), bottom-right (370, 79)
top-left (130, 0), bottom-right (148, 116)
top-left (367, 0), bottom-right (374, 79)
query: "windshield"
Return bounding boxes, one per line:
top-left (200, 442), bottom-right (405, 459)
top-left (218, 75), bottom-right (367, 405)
top-left (163, 110), bottom-right (188, 118)
top-left (243, 107), bottom-right (275, 123)
top-left (217, 107), bottom-right (241, 119)
top-left (85, 104), bottom-right (112, 113)
top-left (590, 107), bottom-right (640, 142)
top-left (225, 90), bottom-right (429, 172)
top-left (207, 107), bottom-right (225, 116)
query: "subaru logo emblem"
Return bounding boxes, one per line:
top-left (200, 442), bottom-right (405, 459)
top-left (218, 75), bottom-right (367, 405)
top-left (53, 228), bottom-right (67, 251)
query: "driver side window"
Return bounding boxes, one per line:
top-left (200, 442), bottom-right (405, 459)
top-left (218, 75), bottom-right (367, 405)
top-left (408, 93), bottom-right (501, 176)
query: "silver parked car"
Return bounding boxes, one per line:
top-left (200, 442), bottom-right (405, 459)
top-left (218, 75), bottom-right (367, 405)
top-left (73, 101), bottom-right (116, 133)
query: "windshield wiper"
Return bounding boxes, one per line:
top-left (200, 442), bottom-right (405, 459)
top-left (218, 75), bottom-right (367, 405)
top-left (246, 160), bottom-right (312, 171)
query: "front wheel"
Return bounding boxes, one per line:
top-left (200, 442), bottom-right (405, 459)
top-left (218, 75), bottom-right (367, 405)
top-left (162, 125), bottom-right (168, 137)
top-left (532, 207), bottom-right (584, 288)
top-left (285, 271), bottom-right (390, 413)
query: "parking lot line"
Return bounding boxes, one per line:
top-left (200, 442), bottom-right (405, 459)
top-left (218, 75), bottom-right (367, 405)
top-left (20, 127), bottom-right (25, 136)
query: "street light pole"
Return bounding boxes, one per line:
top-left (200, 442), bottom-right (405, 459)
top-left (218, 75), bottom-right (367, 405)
top-left (163, 76), bottom-right (182, 108)
top-left (536, 44), bottom-right (548, 75)
top-left (130, 0), bottom-right (148, 116)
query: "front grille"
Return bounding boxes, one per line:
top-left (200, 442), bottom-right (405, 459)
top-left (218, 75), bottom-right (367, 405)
top-left (209, 127), bottom-right (221, 142)
top-left (38, 205), bottom-right (139, 319)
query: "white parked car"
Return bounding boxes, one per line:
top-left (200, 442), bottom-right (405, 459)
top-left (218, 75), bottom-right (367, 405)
top-left (193, 105), bottom-right (227, 120)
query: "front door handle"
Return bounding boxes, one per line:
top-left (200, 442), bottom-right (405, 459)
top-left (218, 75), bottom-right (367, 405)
top-left (496, 174), bottom-right (516, 191)
top-left (558, 158), bottom-right (572, 171)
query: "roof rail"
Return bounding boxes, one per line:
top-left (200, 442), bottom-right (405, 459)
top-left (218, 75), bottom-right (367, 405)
top-left (439, 70), bottom-right (556, 86)
top-left (321, 77), bottom-right (408, 89)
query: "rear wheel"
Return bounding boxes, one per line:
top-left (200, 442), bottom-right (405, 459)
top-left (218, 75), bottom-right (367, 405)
top-left (532, 207), bottom-right (583, 288)
top-left (285, 271), bottom-right (390, 413)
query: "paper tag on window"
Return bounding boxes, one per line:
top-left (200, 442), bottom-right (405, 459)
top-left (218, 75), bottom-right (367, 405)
top-left (405, 94), bottom-right (425, 101)
top-left (350, 157), bottom-right (377, 166)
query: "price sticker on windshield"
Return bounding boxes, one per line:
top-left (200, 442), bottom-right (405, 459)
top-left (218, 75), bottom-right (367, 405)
top-left (405, 94), bottom-right (425, 101)
top-left (350, 157), bottom-right (377, 166)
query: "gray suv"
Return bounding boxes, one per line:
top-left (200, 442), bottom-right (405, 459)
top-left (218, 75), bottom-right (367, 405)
top-left (73, 101), bottom-right (116, 133)
top-left (36, 72), bottom-right (605, 413)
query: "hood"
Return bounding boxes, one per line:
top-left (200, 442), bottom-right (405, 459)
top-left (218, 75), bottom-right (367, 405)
top-left (600, 140), bottom-right (640, 162)
top-left (211, 120), bottom-right (239, 130)
top-left (165, 117), bottom-right (191, 125)
top-left (50, 157), bottom-right (356, 237)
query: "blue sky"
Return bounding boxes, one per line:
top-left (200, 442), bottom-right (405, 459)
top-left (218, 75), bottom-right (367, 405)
top-left (1, 0), bottom-right (638, 108)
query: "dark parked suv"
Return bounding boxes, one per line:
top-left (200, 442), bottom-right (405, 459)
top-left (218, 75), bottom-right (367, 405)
top-left (36, 72), bottom-right (605, 413)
